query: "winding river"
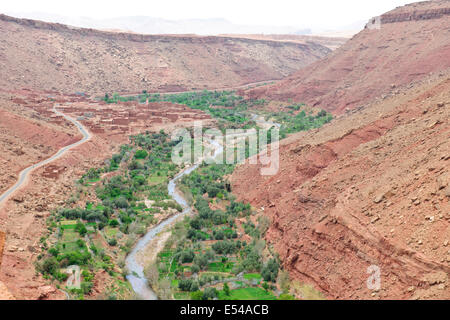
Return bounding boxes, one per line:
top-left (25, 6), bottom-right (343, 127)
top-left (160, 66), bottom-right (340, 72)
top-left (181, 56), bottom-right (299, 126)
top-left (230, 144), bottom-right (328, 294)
top-left (125, 114), bottom-right (281, 300)
top-left (125, 137), bottom-right (223, 300)
top-left (0, 102), bottom-right (280, 300)
top-left (0, 93), bottom-right (279, 300)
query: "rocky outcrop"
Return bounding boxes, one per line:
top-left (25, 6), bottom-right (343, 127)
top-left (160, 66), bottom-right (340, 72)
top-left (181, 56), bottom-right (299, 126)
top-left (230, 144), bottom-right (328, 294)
top-left (381, 7), bottom-right (450, 24)
top-left (0, 14), bottom-right (326, 47)
top-left (247, 1), bottom-right (450, 114)
top-left (0, 231), bottom-right (4, 267)
top-left (232, 72), bottom-right (450, 299)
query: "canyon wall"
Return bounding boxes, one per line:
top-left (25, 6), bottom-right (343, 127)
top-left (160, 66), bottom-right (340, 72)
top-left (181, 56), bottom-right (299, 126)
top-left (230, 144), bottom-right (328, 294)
top-left (219, 34), bottom-right (349, 50)
top-left (233, 1), bottom-right (450, 300)
top-left (233, 73), bottom-right (450, 299)
top-left (247, 1), bottom-right (450, 114)
top-left (0, 14), bottom-right (330, 96)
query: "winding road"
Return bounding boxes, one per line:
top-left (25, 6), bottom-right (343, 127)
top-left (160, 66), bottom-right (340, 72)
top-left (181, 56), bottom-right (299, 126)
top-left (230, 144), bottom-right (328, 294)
top-left (0, 105), bottom-right (91, 208)
top-left (0, 95), bottom-right (277, 300)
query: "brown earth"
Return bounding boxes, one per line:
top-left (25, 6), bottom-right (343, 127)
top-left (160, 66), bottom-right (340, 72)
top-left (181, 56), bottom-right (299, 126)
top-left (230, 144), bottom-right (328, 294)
top-left (1, 0), bottom-right (449, 301)
top-left (0, 90), bottom-right (214, 299)
top-left (246, 1), bottom-right (450, 115)
top-left (0, 14), bottom-right (330, 96)
top-left (219, 34), bottom-right (349, 50)
top-left (0, 92), bottom-right (79, 194)
top-left (232, 70), bottom-right (450, 299)
top-left (232, 0), bottom-right (450, 301)
top-left (0, 231), bottom-right (4, 265)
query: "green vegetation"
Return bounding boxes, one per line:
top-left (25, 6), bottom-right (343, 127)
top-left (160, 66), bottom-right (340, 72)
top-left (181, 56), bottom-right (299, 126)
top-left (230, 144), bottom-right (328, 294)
top-left (37, 131), bottom-right (181, 299)
top-left (272, 108), bottom-right (333, 138)
top-left (218, 287), bottom-right (276, 300)
top-left (243, 273), bottom-right (262, 281)
top-left (102, 90), bottom-right (332, 142)
top-left (103, 90), bottom-right (266, 130)
top-left (38, 88), bottom-right (333, 300)
top-left (146, 159), bottom-right (282, 300)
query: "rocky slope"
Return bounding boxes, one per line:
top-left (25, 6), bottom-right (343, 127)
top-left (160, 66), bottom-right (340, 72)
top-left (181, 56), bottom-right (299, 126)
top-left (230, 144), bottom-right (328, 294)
top-left (233, 70), bottom-right (449, 299)
top-left (247, 1), bottom-right (450, 114)
top-left (0, 90), bottom-right (215, 299)
top-left (0, 231), bottom-right (4, 265)
top-left (232, 1), bottom-right (450, 300)
top-left (219, 34), bottom-right (349, 50)
top-left (0, 14), bottom-right (330, 96)
top-left (0, 231), bottom-right (10, 300)
top-left (0, 92), bottom-right (79, 195)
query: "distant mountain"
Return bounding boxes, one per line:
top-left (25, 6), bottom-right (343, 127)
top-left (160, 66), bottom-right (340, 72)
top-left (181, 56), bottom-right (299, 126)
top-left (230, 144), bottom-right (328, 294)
top-left (4, 12), bottom-right (312, 35)
top-left (232, 0), bottom-right (450, 301)
top-left (0, 13), bottom-right (331, 95)
top-left (247, 1), bottom-right (450, 114)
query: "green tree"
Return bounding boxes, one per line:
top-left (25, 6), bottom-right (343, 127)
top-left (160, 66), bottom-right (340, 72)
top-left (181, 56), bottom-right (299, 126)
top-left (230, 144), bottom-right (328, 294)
top-left (75, 221), bottom-right (87, 236)
top-left (134, 149), bottom-right (148, 159)
top-left (109, 219), bottom-right (119, 227)
top-left (190, 291), bottom-right (203, 300)
top-left (202, 287), bottom-right (218, 300)
top-left (262, 258), bottom-right (279, 282)
top-left (39, 257), bottom-right (59, 275)
top-left (223, 282), bottom-right (230, 296)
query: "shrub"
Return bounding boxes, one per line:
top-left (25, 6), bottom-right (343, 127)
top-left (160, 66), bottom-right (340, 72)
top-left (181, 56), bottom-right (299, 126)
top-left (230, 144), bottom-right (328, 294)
top-left (202, 287), bottom-right (218, 300)
top-left (191, 264), bottom-right (200, 274)
top-left (39, 257), bottom-right (59, 275)
top-left (223, 282), bottom-right (230, 296)
top-left (134, 149), bottom-right (148, 159)
top-left (179, 250), bottom-right (195, 263)
top-left (190, 291), bottom-right (203, 300)
top-left (114, 197), bottom-right (129, 209)
top-left (178, 279), bottom-right (199, 292)
top-left (109, 219), bottom-right (119, 227)
top-left (262, 258), bottom-right (279, 282)
top-left (81, 281), bottom-right (93, 294)
top-left (75, 221), bottom-right (87, 236)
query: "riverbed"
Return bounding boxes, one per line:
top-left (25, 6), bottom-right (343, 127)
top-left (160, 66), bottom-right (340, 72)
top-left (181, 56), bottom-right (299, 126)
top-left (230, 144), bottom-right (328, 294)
top-left (125, 137), bottom-right (223, 300)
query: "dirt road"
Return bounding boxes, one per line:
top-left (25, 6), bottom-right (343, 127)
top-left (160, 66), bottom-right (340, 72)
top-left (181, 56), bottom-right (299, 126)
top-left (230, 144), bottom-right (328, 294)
top-left (0, 105), bottom-right (91, 208)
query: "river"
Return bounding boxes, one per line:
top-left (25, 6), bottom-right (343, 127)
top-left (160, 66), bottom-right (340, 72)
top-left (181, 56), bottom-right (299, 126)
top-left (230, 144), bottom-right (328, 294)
top-left (125, 113), bottom-right (280, 299)
top-left (125, 137), bottom-right (223, 300)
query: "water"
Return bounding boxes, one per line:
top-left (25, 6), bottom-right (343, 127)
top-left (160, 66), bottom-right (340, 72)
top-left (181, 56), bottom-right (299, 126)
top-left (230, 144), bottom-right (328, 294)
top-left (250, 113), bottom-right (281, 129)
top-left (125, 137), bottom-right (223, 300)
top-left (125, 115), bottom-right (279, 299)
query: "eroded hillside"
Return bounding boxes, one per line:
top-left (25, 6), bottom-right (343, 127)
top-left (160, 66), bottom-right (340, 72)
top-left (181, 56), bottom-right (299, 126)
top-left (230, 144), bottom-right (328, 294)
top-left (0, 1), bottom-right (448, 301)
top-left (0, 92), bottom-right (80, 194)
top-left (233, 67), bottom-right (450, 300)
top-left (0, 14), bottom-right (330, 96)
top-left (0, 90), bottom-right (215, 299)
top-left (231, 1), bottom-right (450, 300)
top-left (247, 0), bottom-right (450, 114)
top-left (219, 34), bottom-right (349, 50)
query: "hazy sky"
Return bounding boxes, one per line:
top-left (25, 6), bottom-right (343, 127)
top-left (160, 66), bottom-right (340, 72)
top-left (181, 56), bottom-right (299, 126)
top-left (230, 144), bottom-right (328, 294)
top-left (3, 0), bottom-right (413, 29)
